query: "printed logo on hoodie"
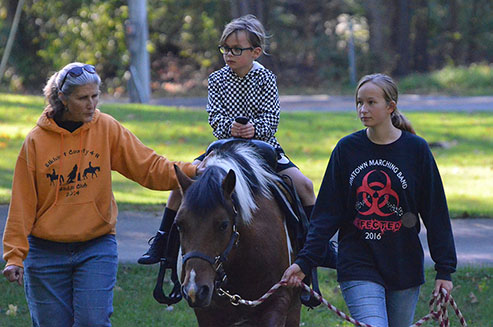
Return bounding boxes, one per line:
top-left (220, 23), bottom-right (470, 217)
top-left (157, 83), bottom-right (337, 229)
top-left (44, 148), bottom-right (101, 198)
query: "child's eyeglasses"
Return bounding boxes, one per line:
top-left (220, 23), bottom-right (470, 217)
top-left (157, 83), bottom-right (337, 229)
top-left (59, 64), bottom-right (96, 90)
top-left (218, 45), bottom-right (254, 56)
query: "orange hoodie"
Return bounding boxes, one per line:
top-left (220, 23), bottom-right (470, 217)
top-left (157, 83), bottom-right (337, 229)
top-left (3, 108), bottom-right (196, 268)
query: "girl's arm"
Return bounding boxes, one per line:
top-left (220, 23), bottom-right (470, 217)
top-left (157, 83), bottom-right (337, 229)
top-left (417, 141), bottom-right (457, 282)
top-left (295, 145), bottom-right (345, 275)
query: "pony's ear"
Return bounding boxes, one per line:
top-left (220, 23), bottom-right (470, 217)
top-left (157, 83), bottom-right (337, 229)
top-left (222, 169), bottom-right (236, 198)
top-left (174, 164), bottom-right (194, 194)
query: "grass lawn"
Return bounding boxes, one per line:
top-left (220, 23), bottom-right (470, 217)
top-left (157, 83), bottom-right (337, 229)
top-left (0, 265), bottom-right (491, 326)
top-left (0, 93), bottom-right (492, 325)
top-left (0, 93), bottom-right (492, 217)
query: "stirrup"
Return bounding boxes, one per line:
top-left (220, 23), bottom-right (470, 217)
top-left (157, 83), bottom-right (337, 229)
top-left (153, 258), bottom-right (182, 305)
top-left (152, 224), bottom-right (182, 305)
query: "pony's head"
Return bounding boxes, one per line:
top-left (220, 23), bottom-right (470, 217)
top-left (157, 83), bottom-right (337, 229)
top-left (175, 143), bottom-right (280, 307)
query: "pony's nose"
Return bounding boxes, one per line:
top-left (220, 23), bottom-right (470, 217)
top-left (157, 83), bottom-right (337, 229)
top-left (182, 283), bottom-right (211, 307)
top-left (196, 285), bottom-right (211, 304)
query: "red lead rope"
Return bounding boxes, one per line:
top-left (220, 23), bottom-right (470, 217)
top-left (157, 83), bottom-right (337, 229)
top-left (222, 282), bottom-right (467, 327)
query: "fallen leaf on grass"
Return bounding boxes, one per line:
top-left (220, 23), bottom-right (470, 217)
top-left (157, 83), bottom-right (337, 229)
top-left (469, 292), bottom-right (479, 304)
top-left (6, 304), bottom-right (18, 316)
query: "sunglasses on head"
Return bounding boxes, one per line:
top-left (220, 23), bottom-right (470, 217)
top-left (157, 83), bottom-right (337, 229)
top-left (59, 64), bottom-right (96, 90)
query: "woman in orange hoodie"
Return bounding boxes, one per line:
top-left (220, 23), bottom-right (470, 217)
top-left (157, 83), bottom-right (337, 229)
top-left (2, 62), bottom-right (200, 326)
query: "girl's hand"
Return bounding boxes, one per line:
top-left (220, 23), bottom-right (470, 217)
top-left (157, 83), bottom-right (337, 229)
top-left (281, 263), bottom-right (305, 288)
top-left (434, 279), bottom-right (453, 297)
top-left (2, 265), bottom-right (24, 286)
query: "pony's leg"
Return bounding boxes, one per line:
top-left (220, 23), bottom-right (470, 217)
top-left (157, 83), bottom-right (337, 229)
top-left (285, 288), bottom-right (302, 327)
top-left (194, 309), bottom-right (234, 327)
top-left (257, 288), bottom-right (295, 327)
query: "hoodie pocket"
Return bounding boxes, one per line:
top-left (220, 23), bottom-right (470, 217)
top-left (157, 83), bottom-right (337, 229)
top-left (32, 201), bottom-right (114, 242)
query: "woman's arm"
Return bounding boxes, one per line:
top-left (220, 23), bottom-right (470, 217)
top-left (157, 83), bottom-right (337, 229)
top-left (110, 120), bottom-right (196, 191)
top-left (3, 144), bottom-right (38, 269)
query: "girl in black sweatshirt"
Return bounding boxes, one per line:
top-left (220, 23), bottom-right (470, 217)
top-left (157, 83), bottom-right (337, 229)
top-left (282, 74), bottom-right (456, 327)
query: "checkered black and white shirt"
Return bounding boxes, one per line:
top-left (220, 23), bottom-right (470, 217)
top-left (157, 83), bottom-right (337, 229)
top-left (206, 61), bottom-right (281, 148)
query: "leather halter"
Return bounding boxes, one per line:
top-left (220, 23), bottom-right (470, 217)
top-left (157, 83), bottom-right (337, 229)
top-left (181, 196), bottom-right (240, 290)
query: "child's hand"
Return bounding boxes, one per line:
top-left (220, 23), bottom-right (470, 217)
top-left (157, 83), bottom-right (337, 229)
top-left (231, 121), bottom-right (255, 139)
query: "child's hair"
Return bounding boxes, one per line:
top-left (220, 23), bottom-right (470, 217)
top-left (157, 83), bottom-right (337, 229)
top-left (43, 62), bottom-right (101, 119)
top-left (356, 73), bottom-right (416, 134)
top-left (219, 14), bottom-right (268, 54)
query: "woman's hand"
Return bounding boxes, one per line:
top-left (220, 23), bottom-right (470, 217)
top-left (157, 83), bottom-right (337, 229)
top-left (281, 263), bottom-right (305, 288)
top-left (434, 279), bottom-right (453, 297)
top-left (231, 121), bottom-right (255, 139)
top-left (2, 265), bottom-right (24, 286)
top-left (194, 152), bottom-right (214, 176)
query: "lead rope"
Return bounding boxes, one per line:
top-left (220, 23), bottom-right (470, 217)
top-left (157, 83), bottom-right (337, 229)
top-left (411, 288), bottom-right (467, 327)
top-left (219, 282), bottom-right (467, 327)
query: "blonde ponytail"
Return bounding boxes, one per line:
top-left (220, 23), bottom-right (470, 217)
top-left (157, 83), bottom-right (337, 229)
top-left (391, 109), bottom-right (415, 134)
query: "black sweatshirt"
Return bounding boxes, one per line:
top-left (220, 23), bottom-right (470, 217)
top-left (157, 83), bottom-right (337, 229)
top-left (296, 129), bottom-right (457, 290)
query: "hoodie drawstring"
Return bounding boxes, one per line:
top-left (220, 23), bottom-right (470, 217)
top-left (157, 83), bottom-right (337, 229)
top-left (54, 133), bottom-right (64, 206)
top-left (75, 130), bottom-right (84, 184)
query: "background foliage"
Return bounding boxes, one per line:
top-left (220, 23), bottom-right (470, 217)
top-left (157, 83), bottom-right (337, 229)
top-left (1, 0), bottom-right (493, 96)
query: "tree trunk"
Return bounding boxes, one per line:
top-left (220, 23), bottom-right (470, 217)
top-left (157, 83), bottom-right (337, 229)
top-left (393, 0), bottom-right (411, 76)
top-left (364, 0), bottom-right (393, 73)
top-left (413, 0), bottom-right (429, 72)
top-left (466, 0), bottom-right (479, 63)
top-left (230, 0), bottom-right (264, 21)
top-left (448, 0), bottom-right (460, 64)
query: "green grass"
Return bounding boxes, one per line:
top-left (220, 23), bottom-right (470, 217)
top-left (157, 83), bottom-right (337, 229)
top-left (398, 63), bottom-right (493, 96)
top-left (1, 93), bottom-right (492, 217)
top-left (0, 265), bottom-right (491, 326)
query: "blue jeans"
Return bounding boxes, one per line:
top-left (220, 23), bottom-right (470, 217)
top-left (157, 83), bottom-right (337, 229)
top-left (340, 280), bottom-right (420, 327)
top-left (24, 234), bottom-right (118, 327)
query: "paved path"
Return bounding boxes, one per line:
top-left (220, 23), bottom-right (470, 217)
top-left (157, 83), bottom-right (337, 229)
top-left (140, 95), bottom-right (493, 112)
top-left (1, 205), bottom-right (492, 267)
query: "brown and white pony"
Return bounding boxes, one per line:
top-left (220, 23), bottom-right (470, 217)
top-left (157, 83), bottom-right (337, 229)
top-left (174, 142), bottom-right (301, 326)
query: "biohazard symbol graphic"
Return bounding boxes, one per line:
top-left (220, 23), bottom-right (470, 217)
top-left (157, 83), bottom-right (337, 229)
top-left (356, 170), bottom-right (399, 217)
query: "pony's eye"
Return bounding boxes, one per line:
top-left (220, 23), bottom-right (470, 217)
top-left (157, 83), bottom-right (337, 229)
top-left (219, 221), bottom-right (229, 231)
top-left (175, 222), bottom-right (183, 232)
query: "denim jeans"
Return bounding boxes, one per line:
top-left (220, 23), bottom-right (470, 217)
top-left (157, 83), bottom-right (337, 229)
top-left (24, 234), bottom-right (118, 327)
top-left (340, 280), bottom-right (420, 327)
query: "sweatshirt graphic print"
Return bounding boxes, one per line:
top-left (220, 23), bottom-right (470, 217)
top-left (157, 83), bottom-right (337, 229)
top-left (295, 129), bottom-right (456, 290)
top-left (351, 158), bottom-right (412, 240)
top-left (45, 150), bottom-right (101, 198)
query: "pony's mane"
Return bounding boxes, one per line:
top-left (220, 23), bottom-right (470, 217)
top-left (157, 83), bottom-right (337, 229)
top-left (184, 143), bottom-right (281, 224)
